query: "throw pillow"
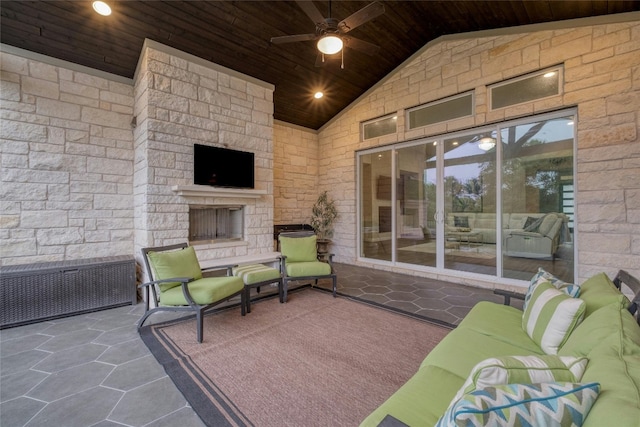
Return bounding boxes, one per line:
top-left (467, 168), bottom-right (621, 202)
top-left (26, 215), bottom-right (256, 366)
top-left (147, 246), bottom-right (203, 292)
top-left (523, 216), bottom-right (540, 231)
top-left (450, 355), bottom-right (588, 403)
top-left (435, 382), bottom-right (600, 427)
top-left (453, 216), bottom-right (469, 228)
top-left (523, 268), bottom-right (580, 310)
top-left (522, 281), bottom-right (586, 355)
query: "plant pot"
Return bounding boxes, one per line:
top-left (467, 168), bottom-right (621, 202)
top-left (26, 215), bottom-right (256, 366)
top-left (316, 238), bottom-right (331, 260)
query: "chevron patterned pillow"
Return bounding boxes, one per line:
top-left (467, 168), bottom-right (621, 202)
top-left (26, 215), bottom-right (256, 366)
top-left (436, 382), bottom-right (600, 427)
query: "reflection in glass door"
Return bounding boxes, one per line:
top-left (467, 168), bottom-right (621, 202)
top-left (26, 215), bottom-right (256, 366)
top-left (501, 114), bottom-right (575, 282)
top-left (443, 131), bottom-right (497, 275)
top-left (359, 151), bottom-right (392, 261)
top-left (395, 143), bottom-right (437, 267)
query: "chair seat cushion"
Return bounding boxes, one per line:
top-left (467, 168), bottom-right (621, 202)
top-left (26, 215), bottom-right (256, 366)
top-left (160, 276), bottom-right (243, 306)
top-left (233, 264), bottom-right (281, 285)
top-left (286, 261), bottom-right (331, 277)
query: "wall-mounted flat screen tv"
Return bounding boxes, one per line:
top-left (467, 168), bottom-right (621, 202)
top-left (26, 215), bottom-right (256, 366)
top-left (194, 144), bottom-right (255, 189)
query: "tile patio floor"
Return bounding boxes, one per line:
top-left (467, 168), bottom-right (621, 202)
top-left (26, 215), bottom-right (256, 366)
top-left (0, 263), bottom-right (517, 427)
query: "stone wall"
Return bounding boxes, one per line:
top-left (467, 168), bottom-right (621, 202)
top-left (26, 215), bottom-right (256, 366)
top-left (273, 121), bottom-right (319, 225)
top-left (315, 16), bottom-right (640, 284)
top-left (1, 41), bottom-right (275, 267)
top-left (0, 48), bottom-right (135, 266)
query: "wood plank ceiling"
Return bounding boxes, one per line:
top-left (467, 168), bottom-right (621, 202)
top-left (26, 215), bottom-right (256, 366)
top-left (1, 1), bottom-right (638, 130)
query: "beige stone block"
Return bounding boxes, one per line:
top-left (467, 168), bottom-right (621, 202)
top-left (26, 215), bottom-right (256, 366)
top-left (577, 98), bottom-right (607, 120)
top-left (566, 79), bottom-right (631, 104)
top-left (1, 120), bottom-right (47, 142)
top-left (36, 98), bottom-right (81, 120)
top-left (577, 122), bottom-right (636, 149)
top-left (607, 92), bottom-right (640, 115)
top-left (22, 76), bottom-right (60, 99)
top-left (0, 239), bottom-right (36, 258)
top-left (593, 28), bottom-right (631, 51)
top-left (565, 73), bottom-right (611, 93)
top-left (578, 203), bottom-right (626, 223)
top-left (541, 35), bottom-right (593, 66)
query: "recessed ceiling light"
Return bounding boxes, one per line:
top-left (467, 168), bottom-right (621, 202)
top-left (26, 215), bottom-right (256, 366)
top-left (314, 92), bottom-right (323, 99)
top-left (93, 1), bottom-right (112, 16)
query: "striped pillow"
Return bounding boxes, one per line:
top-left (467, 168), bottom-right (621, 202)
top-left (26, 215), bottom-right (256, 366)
top-left (523, 281), bottom-right (586, 355)
top-left (450, 355), bottom-right (588, 404)
top-left (524, 268), bottom-right (580, 310)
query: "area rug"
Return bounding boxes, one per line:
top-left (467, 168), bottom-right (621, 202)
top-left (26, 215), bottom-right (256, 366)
top-left (140, 288), bottom-right (452, 427)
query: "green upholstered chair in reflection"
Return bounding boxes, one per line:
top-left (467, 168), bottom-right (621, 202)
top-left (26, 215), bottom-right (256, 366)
top-left (278, 231), bottom-right (337, 301)
top-left (137, 243), bottom-right (245, 343)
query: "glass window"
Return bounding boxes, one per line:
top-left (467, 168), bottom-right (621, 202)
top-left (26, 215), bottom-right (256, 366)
top-left (360, 151), bottom-right (393, 261)
top-left (408, 92), bottom-right (473, 129)
top-left (362, 114), bottom-right (397, 140)
top-left (395, 143), bottom-right (437, 267)
top-left (501, 114), bottom-right (575, 282)
top-left (443, 131), bottom-right (497, 275)
top-left (490, 67), bottom-right (562, 110)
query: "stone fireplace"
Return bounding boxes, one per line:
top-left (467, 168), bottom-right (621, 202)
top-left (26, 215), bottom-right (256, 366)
top-left (133, 40), bottom-right (275, 269)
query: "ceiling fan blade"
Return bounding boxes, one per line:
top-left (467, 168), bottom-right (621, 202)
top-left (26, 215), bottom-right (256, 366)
top-left (338, 2), bottom-right (385, 34)
top-left (270, 34), bottom-right (317, 44)
top-left (343, 36), bottom-right (380, 56)
top-left (295, 0), bottom-right (327, 29)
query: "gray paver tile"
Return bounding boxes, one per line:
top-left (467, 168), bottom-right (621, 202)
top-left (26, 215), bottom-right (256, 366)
top-left (0, 370), bottom-right (48, 402)
top-left (0, 397), bottom-right (46, 427)
top-left (33, 343), bottom-right (108, 373)
top-left (24, 386), bottom-right (123, 427)
top-left (102, 355), bottom-right (166, 391)
top-left (27, 361), bottom-right (114, 402)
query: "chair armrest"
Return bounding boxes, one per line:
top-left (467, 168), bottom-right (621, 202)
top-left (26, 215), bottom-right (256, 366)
top-left (137, 277), bottom-right (192, 288)
top-left (493, 289), bottom-right (525, 306)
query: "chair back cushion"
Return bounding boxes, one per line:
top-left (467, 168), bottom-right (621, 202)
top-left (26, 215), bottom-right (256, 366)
top-left (147, 246), bottom-right (203, 292)
top-left (280, 235), bottom-right (318, 262)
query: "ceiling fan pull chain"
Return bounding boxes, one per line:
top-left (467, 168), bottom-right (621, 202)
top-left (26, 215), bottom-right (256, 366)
top-left (341, 49), bottom-right (344, 69)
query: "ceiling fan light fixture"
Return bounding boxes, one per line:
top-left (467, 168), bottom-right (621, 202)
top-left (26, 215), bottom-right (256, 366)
top-left (478, 136), bottom-right (496, 151)
top-left (317, 34), bottom-right (343, 55)
top-left (92, 1), bottom-right (112, 16)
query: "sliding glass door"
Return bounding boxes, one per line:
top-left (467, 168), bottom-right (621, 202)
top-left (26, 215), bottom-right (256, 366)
top-left (443, 131), bottom-right (496, 275)
top-left (357, 109), bottom-right (576, 284)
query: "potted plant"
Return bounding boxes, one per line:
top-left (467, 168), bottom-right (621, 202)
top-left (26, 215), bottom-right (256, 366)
top-left (310, 191), bottom-right (338, 258)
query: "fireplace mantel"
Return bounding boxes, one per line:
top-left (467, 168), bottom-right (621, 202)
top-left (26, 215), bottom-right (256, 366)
top-left (171, 185), bottom-right (267, 199)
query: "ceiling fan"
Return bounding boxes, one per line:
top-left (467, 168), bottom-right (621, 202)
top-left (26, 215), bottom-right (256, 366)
top-left (270, 0), bottom-right (385, 68)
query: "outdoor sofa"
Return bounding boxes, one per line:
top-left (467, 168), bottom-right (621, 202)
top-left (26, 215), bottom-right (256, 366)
top-left (360, 270), bottom-right (640, 427)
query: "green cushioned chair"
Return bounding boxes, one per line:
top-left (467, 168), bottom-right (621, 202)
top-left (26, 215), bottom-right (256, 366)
top-left (278, 231), bottom-right (337, 302)
top-left (137, 243), bottom-right (245, 343)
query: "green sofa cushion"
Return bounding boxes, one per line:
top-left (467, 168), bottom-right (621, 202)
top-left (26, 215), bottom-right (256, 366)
top-left (359, 365), bottom-right (464, 427)
top-left (422, 327), bottom-right (544, 380)
top-left (559, 302), bottom-right (640, 357)
top-left (160, 276), bottom-right (243, 306)
top-left (579, 272), bottom-right (630, 318)
top-left (280, 235), bottom-right (318, 262)
top-left (581, 343), bottom-right (640, 427)
top-left (522, 281), bottom-right (585, 355)
top-left (148, 246), bottom-right (203, 292)
top-left (286, 261), bottom-right (331, 277)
